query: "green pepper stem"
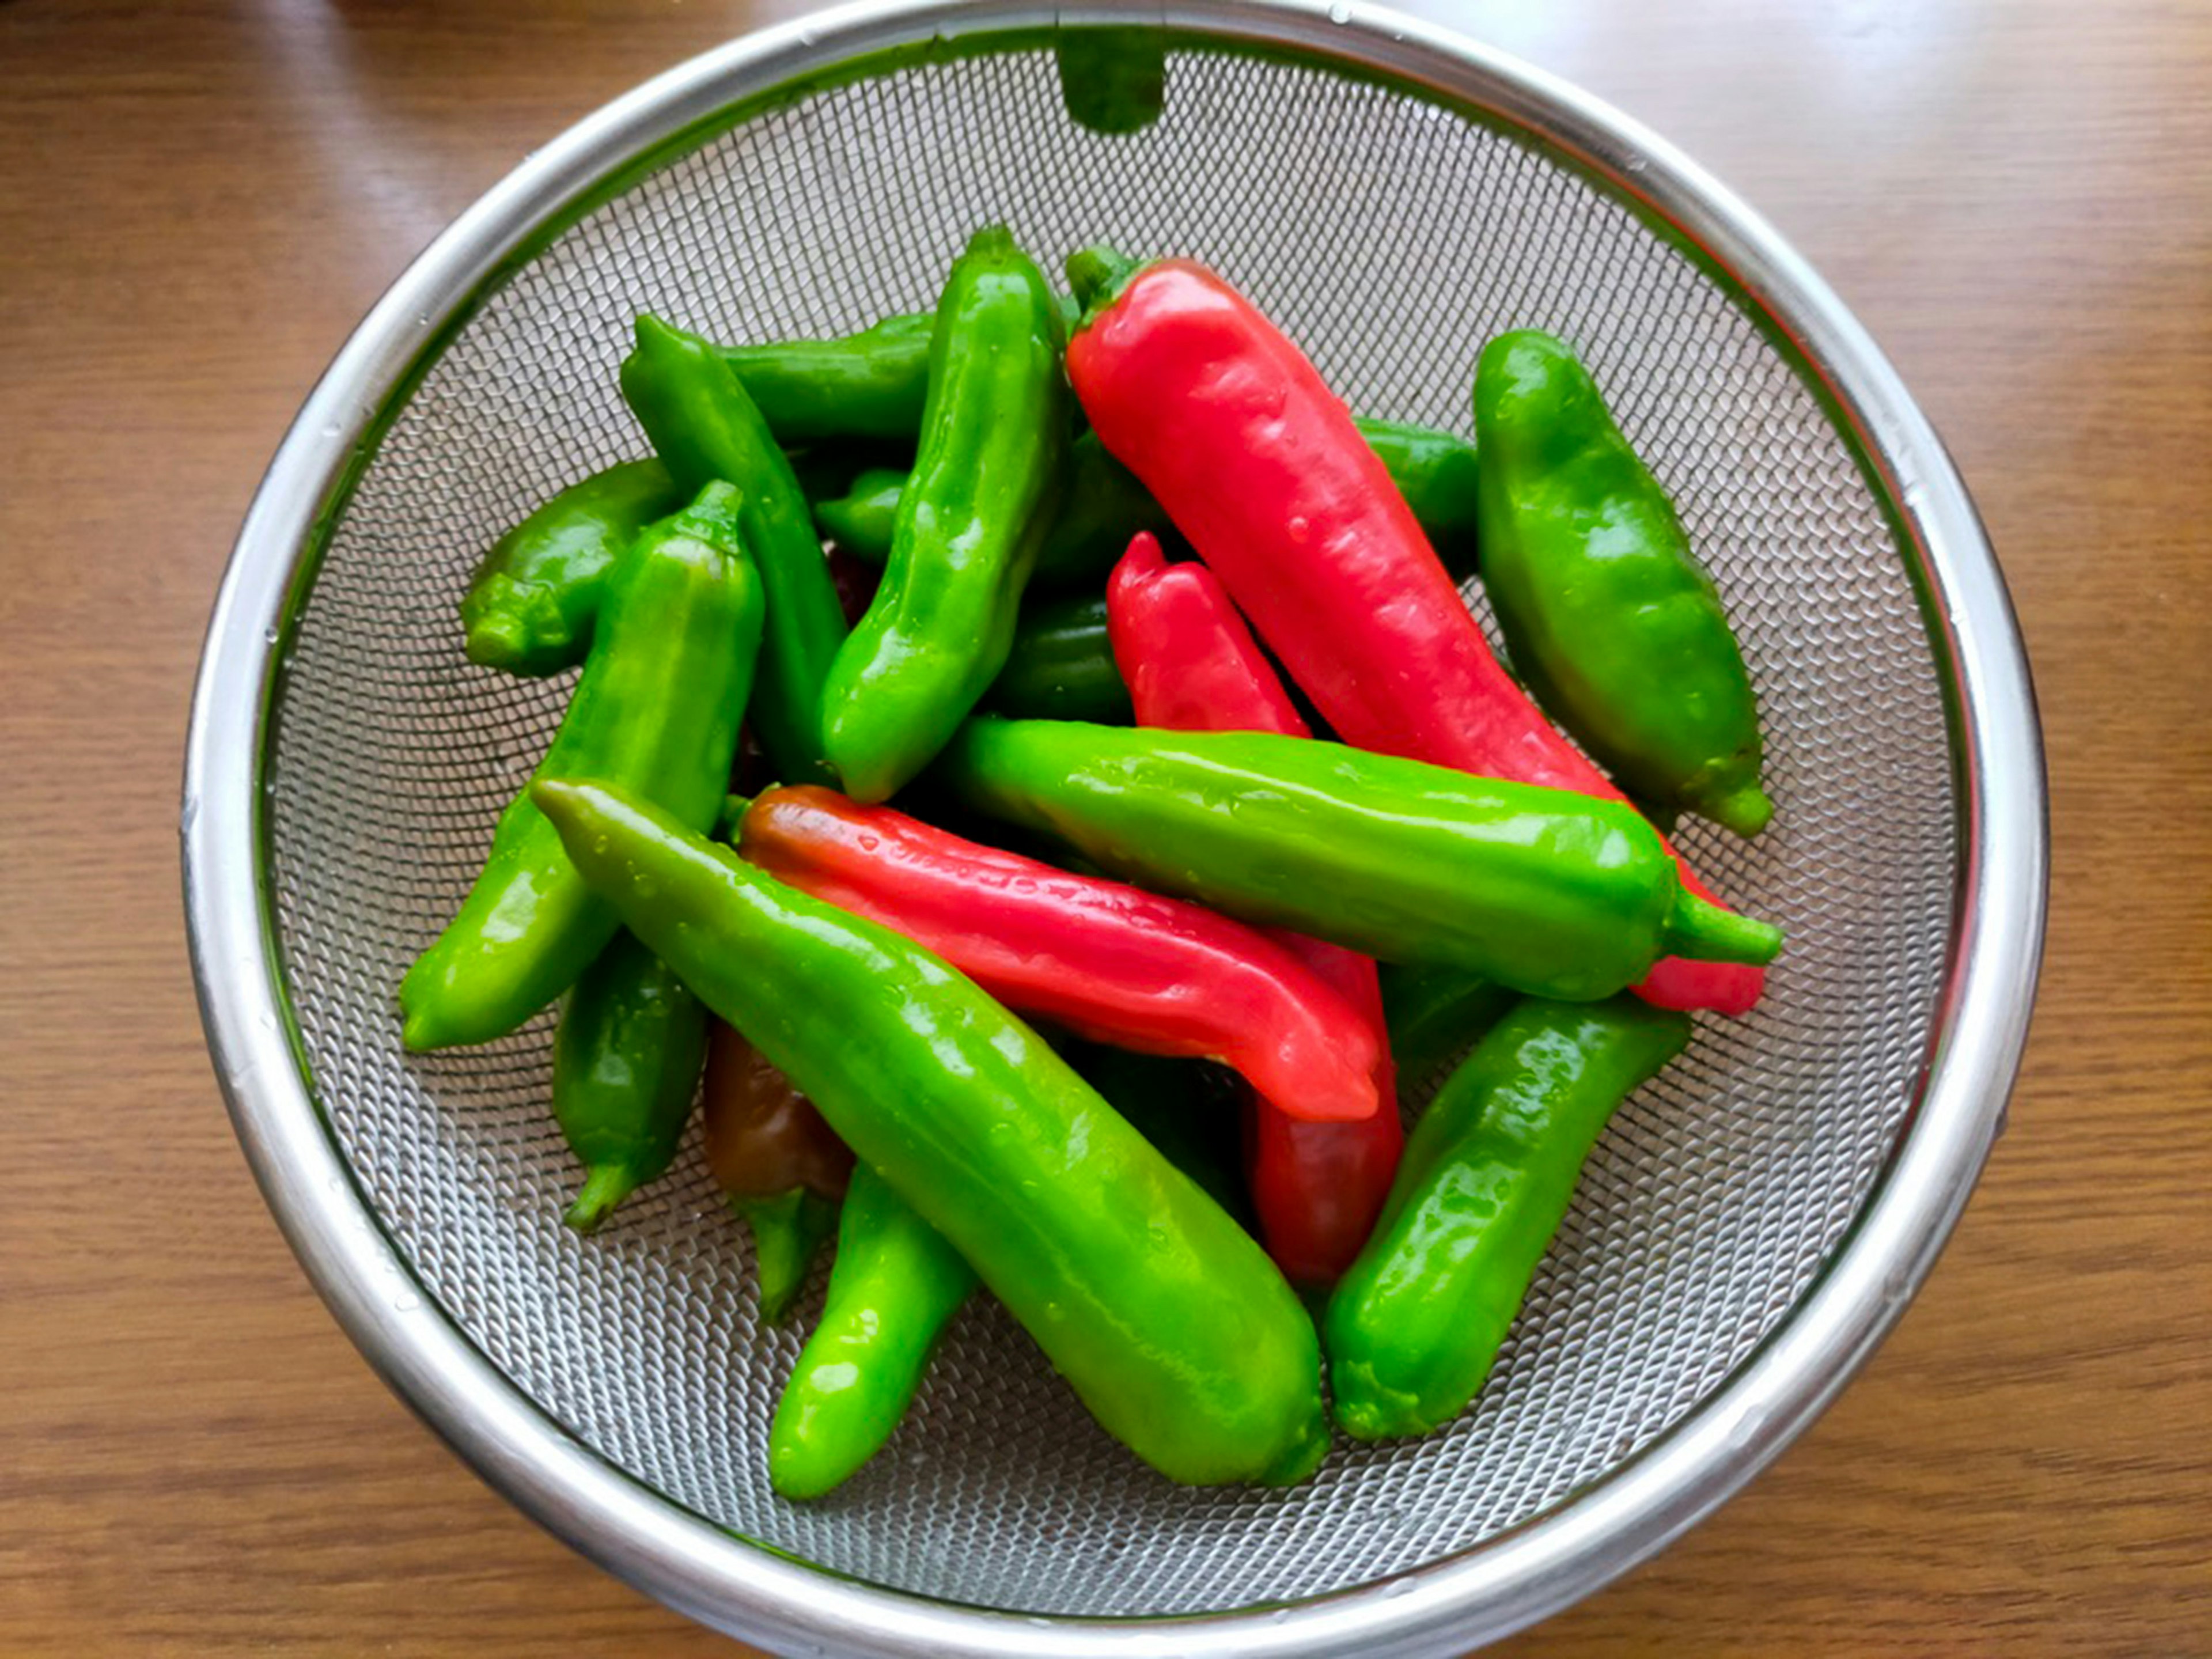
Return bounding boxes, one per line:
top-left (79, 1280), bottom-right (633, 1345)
top-left (564, 1164), bottom-right (638, 1233)
top-left (462, 608), bottom-right (532, 674)
top-left (675, 477), bottom-right (746, 525)
top-left (1702, 783), bottom-right (1777, 840)
top-left (1065, 244), bottom-right (1139, 317)
top-left (1662, 893), bottom-right (1783, 966)
top-left (965, 222), bottom-right (1017, 260)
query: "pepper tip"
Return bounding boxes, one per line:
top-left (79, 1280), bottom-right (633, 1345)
top-left (1664, 892), bottom-right (1783, 968)
top-left (564, 1164), bottom-right (638, 1233)
top-left (1703, 782), bottom-right (1775, 840)
top-left (461, 609), bottom-right (532, 673)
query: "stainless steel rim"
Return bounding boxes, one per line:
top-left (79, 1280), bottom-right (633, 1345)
top-left (181, 2), bottom-right (2047, 1653)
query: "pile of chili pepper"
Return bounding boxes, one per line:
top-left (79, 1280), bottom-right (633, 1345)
top-left (406, 220), bottom-right (1782, 1497)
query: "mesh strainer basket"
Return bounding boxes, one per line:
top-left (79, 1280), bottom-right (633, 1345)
top-left (182, 3), bottom-right (2046, 1653)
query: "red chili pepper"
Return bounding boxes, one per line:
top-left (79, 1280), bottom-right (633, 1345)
top-left (1107, 532), bottom-right (1403, 1284)
top-left (736, 785), bottom-right (1382, 1124)
top-left (1065, 249), bottom-right (1763, 1017)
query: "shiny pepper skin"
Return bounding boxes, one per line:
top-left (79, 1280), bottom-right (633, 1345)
top-left (399, 482), bottom-right (763, 1050)
top-left (459, 460), bottom-right (682, 676)
top-left (937, 718), bottom-right (1783, 1002)
top-left (552, 930), bottom-right (710, 1233)
top-left (1062, 247), bottom-right (1767, 1017)
top-left (534, 778), bottom-right (1331, 1487)
top-left (622, 316), bottom-right (848, 787)
top-left (1106, 533), bottom-right (1403, 1286)
top-left (1327, 995), bottom-right (1691, 1438)
top-left (737, 785), bottom-right (1382, 1124)
top-left (820, 226), bottom-right (1070, 802)
top-left (768, 1161), bottom-right (974, 1498)
top-left (1475, 330), bottom-right (1772, 838)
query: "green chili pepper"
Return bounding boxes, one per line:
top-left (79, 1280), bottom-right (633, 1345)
top-left (1362, 419), bottom-right (1484, 585)
top-left (622, 316), bottom-right (847, 787)
top-left (399, 483), bottom-right (764, 1051)
top-left (986, 591), bottom-right (1131, 724)
top-left (769, 1039), bottom-right (1247, 1500)
top-left (459, 460), bottom-right (683, 676)
top-left (1325, 995), bottom-right (1691, 1438)
top-left (936, 718), bottom-right (1781, 999)
top-left (532, 778), bottom-right (1329, 1487)
top-left (817, 421), bottom-right (1482, 587)
top-left (815, 435), bottom-right (1167, 589)
top-left (1377, 964), bottom-right (1516, 1087)
top-left (809, 465), bottom-right (906, 559)
top-left (552, 930), bottom-right (709, 1232)
top-left (1055, 25), bottom-right (1169, 134)
top-left (716, 311), bottom-right (937, 445)
top-left (714, 297), bottom-right (1079, 448)
top-left (821, 227), bottom-right (1070, 802)
top-left (768, 1162), bottom-right (976, 1499)
top-left (1474, 330), bottom-right (1772, 838)
top-left (739, 1188), bottom-right (840, 1324)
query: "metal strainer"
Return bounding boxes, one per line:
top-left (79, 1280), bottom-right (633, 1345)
top-left (182, 2), bottom-right (2046, 1653)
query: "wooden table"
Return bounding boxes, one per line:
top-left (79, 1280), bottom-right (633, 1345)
top-left (3, 1), bottom-right (2204, 1652)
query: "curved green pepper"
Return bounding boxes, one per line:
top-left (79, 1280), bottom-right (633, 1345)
top-left (716, 311), bottom-right (936, 445)
top-left (399, 483), bottom-right (763, 1051)
top-left (459, 460), bottom-right (683, 676)
top-left (814, 434), bottom-right (1168, 590)
top-left (622, 316), bottom-right (847, 787)
top-left (817, 421), bottom-right (1482, 587)
top-left (553, 930), bottom-right (709, 1232)
top-left (737, 1188), bottom-right (840, 1325)
top-left (937, 718), bottom-right (1782, 999)
top-left (714, 296), bottom-right (1080, 448)
top-left (821, 227), bottom-right (1070, 802)
top-left (986, 591), bottom-right (1131, 724)
top-left (1326, 995), bottom-right (1691, 1438)
top-left (768, 1161), bottom-right (976, 1499)
top-left (809, 465), bottom-right (906, 560)
top-left (1474, 331), bottom-right (1772, 838)
top-left (532, 778), bottom-right (1329, 1487)
top-left (1363, 419), bottom-right (1484, 584)
top-left (768, 1039), bottom-right (1247, 1501)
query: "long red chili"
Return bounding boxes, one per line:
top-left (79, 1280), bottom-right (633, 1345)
top-left (1106, 532), bottom-right (1403, 1285)
top-left (736, 785), bottom-right (1381, 1124)
top-left (1064, 249), bottom-right (1763, 1016)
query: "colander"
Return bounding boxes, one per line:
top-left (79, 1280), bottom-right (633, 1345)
top-left (181, 2), bottom-right (2047, 1653)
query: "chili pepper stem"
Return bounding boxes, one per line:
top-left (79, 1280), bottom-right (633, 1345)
top-left (1065, 245), bottom-right (1139, 316)
top-left (564, 1164), bottom-right (638, 1234)
top-left (1705, 782), bottom-right (1777, 840)
top-left (1664, 893), bottom-right (1783, 965)
top-left (462, 600), bottom-right (532, 673)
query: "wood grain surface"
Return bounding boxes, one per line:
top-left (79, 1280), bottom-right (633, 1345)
top-left (2, 0), bottom-right (2205, 1653)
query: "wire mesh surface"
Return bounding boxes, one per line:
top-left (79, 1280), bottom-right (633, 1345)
top-left (263, 41), bottom-right (1953, 1619)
